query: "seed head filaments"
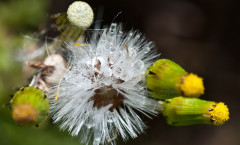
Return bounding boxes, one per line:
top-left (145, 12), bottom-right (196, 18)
top-left (49, 23), bottom-right (159, 145)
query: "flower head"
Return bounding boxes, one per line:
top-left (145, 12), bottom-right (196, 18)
top-left (50, 23), bottom-right (159, 145)
top-left (146, 59), bottom-right (204, 99)
top-left (161, 96), bottom-right (229, 126)
top-left (10, 87), bottom-right (49, 126)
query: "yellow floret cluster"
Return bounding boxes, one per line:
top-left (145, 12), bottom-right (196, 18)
top-left (209, 102), bottom-right (230, 126)
top-left (180, 73), bottom-right (204, 97)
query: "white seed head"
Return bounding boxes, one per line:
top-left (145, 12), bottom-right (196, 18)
top-left (67, 1), bottom-right (94, 29)
top-left (50, 23), bottom-right (159, 145)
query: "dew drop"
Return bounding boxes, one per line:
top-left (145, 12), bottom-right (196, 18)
top-left (129, 49), bottom-right (137, 57)
top-left (113, 67), bottom-right (122, 77)
top-left (93, 137), bottom-right (101, 145)
top-left (136, 34), bottom-right (140, 39)
top-left (109, 51), bottom-right (122, 64)
top-left (107, 119), bottom-right (114, 123)
top-left (109, 23), bottom-right (117, 32)
top-left (133, 60), bottom-right (144, 70)
top-left (86, 123), bottom-right (95, 129)
top-left (121, 71), bottom-right (129, 80)
top-left (92, 57), bottom-right (101, 70)
top-left (119, 30), bottom-right (123, 35)
top-left (95, 138), bottom-right (100, 142)
top-left (143, 47), bottom-right (150, 53)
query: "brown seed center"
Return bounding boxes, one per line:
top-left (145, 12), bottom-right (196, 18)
top-left (92, 86), bottom-right (125, 111)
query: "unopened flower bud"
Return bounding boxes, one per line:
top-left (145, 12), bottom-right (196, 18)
top-left (161, 97), bottom-right (229, 126)
top-left (146, 59), bottom-right (204, 99)
top-left (10, 87), bottom-right (49, 126)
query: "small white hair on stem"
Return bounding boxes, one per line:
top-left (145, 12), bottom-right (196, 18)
top-left (49, 23), bottom-right (159, 145)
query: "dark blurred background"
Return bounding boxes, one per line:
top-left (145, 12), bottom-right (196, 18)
top-left (0, 0), bottom-right (240, 145)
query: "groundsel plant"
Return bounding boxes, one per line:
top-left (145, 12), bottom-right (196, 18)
top-left (9, 1), bottom-right (230, 145)
top-left (50, 23), bottom-right (159, 145)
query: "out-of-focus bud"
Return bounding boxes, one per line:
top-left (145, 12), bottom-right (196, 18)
top-left (67, 1), bottom-right (94, 29)
top-left (10, 87), bottom-right (49, 126)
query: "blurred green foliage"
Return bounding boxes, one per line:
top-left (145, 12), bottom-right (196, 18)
top-left (0, 0), bottom-right (48, 31)
top-left (0, 0), bottom-right (81, 145)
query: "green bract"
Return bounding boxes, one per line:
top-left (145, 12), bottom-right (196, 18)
top-left (146, 59), bottom-right (187, 99)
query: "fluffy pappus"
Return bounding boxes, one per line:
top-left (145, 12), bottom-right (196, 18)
top-left (49, 23), bottom-right (159, 145)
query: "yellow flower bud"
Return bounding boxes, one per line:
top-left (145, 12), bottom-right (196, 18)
top-left (161, 97), bottom-right (229, 126)
top-left (146, 59), bottom-right (204, 99)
